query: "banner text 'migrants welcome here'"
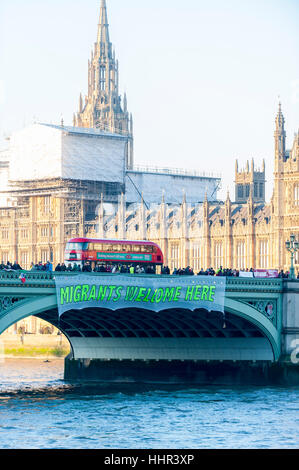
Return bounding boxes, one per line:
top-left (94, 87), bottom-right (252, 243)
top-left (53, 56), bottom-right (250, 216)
top-left (59, 283), bottom-right (217, 307)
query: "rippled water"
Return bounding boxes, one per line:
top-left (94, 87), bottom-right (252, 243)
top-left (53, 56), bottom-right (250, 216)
top-left (0, 358), bottom-right (298, 449)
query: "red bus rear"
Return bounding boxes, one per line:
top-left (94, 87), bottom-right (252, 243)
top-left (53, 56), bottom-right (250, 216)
top-left (64, 238), bottom-right (164, 272)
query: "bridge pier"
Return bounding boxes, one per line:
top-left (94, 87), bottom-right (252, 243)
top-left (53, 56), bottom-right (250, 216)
top-left (64, 357), bottom-right (299, 386)
top-left (281, 281), bottom-right (299, 363)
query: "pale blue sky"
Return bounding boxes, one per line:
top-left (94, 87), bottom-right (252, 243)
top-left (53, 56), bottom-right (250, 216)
top-left (0, 0), bottom-right (298, 200)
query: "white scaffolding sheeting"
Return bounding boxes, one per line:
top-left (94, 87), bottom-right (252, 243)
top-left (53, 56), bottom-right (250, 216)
top-left (9, 123), bottom-right (126, 183)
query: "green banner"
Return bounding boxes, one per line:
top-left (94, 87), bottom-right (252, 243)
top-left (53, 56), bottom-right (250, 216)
top-left (54, 274), bottom-right (226, 318)
top-left (96, 252), bottom-right (152, 261)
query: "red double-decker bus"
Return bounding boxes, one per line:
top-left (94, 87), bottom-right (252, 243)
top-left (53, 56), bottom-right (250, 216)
top-left (64, 238), bottom-right (164, 272)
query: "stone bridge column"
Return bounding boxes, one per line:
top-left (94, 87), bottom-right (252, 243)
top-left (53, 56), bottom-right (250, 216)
top-left (281, 280), bottom-right (299, 362)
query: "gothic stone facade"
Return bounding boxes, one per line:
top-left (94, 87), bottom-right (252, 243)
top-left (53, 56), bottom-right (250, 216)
top-left (1, 109), bottom-right (297, 336)
top-left (96, 105), bottom-right (299, 274)
top-left (0, 106), bottom-right (298, 273)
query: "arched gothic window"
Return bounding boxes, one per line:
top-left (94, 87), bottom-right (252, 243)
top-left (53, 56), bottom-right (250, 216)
top-left (259, 240), bottom-right (269, 269)
top-left (100, 66), bottom-right (106, 91)
top-left (236, 240), bottom-right (246, 270)
top-left (214, 242), bottom-right (223, 270)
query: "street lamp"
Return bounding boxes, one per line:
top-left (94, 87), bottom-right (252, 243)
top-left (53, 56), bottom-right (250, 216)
top-left (285, 235), bottom-right (299, 280)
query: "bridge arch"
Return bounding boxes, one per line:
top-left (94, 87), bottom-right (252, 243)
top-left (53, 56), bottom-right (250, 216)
top-left (0, 295), bottom-right (57, 335)
top-left (224, 298), bottom-right (280, 361)
top-left (0, 295), bottom-right (73, 355)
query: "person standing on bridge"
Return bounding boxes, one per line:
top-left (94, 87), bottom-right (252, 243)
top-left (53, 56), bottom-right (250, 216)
top-left (12, 261), bottom-right (22, 271)
top-left (46, 261), bottom-right (53, 272)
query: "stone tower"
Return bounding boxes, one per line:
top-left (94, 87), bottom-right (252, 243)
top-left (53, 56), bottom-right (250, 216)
top-left (272, 102), bottom-right (299, 269)
top-left (235, 158), bottom-right (266, 204)
top-left (74, 0), bottom-right (134, 169)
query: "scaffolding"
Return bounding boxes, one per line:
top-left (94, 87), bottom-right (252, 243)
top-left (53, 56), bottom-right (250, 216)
top-left (5, 178), bottom-right (124, 201)
top-left (0, 178), bottom-right (125, 244)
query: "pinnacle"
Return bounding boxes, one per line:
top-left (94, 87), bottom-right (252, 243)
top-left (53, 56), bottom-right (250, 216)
top-left (275, 100), bottom-right (285, 131)
top-left (97, 0), bottom-right (110, 45)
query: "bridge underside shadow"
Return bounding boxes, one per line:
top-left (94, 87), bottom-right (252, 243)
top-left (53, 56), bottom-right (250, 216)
top-left (36, 306), bottom-right (275, 362)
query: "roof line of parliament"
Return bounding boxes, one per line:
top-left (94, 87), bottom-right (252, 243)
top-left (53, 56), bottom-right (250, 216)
top-left (73, 0), bottom-right (134, 169)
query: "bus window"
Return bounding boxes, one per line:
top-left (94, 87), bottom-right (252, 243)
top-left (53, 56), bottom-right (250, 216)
top-left (67, 242), bottom-right (86, 251)
top-left (93, 243), bottom-right (103, 251)
top-left (141, 245), bottom-right (153, 253)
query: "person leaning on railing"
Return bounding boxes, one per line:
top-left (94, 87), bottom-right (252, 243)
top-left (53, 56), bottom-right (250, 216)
top-left (0, 261), bottom-right (23, 271)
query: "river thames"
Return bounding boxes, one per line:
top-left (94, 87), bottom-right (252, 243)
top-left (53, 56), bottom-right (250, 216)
top-left (0, 358), bottom-right (298, 449)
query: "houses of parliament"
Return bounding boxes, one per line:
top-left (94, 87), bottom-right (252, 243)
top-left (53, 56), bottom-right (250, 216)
top-left (0, 0), bottom-right (298, 281)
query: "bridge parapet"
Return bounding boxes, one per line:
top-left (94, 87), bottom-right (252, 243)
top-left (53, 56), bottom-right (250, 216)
top-left (0, 270), bottom-right (287, 289)
top-left (226, 277), bottom-right (283, 291)
top-left (0, 271), bottom-right (56, 289)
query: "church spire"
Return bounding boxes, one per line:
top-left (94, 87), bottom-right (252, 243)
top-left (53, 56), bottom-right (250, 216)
top-left (74, 0), bottom-right (134, 168)
top-left (97, 0), bottom-right (110, 48)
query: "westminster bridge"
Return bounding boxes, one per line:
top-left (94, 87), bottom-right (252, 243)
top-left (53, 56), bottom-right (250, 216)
top-left (0, 271), bottom-right (298, 384)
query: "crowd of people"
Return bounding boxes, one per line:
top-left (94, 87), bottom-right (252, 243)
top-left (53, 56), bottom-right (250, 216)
top-left (0, 260), bottom-right (298, 279)
top-left (54, 262), bottom-right (156, 275)
top-left (0, 261), bottom-right (22, 271)
top-left (277, 269), bottom-right (293, 279)
top-left (0, 260), bottom-right (55, 272)
top-left (170, 266), bottom-right (245, 277)
top-left (167, 266), bottom-right (296, 278)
